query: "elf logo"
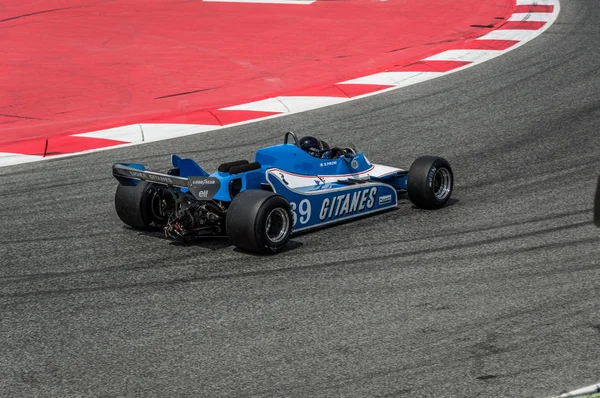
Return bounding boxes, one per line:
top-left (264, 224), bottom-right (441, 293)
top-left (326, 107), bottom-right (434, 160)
top-left (319, 187), bottom-right (377, 221)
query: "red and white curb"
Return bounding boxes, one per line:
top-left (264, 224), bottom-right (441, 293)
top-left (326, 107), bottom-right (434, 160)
top-left (0, 0), bottom-right (560, 168)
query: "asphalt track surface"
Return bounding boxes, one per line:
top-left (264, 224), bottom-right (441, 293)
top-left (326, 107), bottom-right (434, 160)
top-left (0, 1), bottom-right (599, 397)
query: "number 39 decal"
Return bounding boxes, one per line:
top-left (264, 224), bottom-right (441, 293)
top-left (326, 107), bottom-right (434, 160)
top-left (290, 199), bottom-right (311, 226)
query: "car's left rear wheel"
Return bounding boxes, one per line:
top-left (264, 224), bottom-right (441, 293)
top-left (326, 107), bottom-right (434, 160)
top-left (226, 190), bottom-right (292, 254)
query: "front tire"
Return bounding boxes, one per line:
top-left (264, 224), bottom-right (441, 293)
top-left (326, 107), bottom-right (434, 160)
top-left (115, 182), bottom-right (166, 229)
top-left (226, 190), bottom-right (293, 254)
top-left (407, 156), bottom-right (453, 209)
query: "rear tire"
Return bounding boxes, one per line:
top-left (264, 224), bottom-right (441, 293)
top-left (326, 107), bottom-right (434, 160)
top-left (407, 156), bottom-right (453, 209)
top-left (226, 190), bottom-right (292, 254)
top-left (115, 182), bottom-right (166, 229)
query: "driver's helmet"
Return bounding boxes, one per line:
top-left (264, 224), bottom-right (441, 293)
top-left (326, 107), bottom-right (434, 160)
top-left (299, 136), bottom-right (329, 158)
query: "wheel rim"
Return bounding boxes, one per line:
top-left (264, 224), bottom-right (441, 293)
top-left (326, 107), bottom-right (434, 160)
top-left (433, 167), bottom-right (452, 200)
top-left (265, 208), bottom-right (290, 244)
top-left (149, 191), bottom-right (165, 221)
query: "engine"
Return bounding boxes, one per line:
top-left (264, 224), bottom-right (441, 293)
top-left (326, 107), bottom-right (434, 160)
top-left (158, 188), bottom-right (227, 240)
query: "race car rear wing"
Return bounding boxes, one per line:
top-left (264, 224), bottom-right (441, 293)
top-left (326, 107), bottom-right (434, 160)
top-left (113, 163), bottom-right (189, 188)
top-left (112, 163), bottom-right (221, 200)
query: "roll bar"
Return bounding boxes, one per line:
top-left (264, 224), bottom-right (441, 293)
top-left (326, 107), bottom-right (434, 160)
top-left (284, 131), bottom-right (299, 146)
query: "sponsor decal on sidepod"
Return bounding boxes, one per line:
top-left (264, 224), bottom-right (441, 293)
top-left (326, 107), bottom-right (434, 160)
top-left (319, 187), bottom-right (377, 221)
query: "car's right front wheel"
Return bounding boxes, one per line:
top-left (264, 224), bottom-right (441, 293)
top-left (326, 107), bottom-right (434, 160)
top-left (407, 156), bottom-right (453, 209)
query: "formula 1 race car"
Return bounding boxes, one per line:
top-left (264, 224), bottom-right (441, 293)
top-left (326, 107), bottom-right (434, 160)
top-left (112, 132), bottom-right (453, 253)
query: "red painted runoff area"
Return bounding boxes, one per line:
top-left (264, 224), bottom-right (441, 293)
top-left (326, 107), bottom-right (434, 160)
top-left (0, 0), bottom-right (514, 144)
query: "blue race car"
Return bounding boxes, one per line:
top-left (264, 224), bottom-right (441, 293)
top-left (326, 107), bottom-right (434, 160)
top-left (113, 132), bottom-right (453, 253)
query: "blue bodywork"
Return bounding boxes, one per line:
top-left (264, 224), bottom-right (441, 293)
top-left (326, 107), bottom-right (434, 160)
top-left (115, 139), bottom-right (408, 232)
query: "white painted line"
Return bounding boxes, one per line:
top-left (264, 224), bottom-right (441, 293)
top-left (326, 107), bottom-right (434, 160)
top-left (424, 49), bottom-right (503, 63)
top-left (221, 97), bottom-right (289, 113)
top-left (390, 72), bottom-right (449, 87)
top-left (340, 72), bottom-right (442, 86)
top-left (277, 96), bottom-right (349, 113)
top-left (509, 12), bottom-right (553, 22)
top-left (340, 73), bottom-right (403, 86)
top-left (516, 0), bottom-right (553, 5)
top-left (0, 153), bottom-right (44, 167)
top-left (74, 124), bottom-right (144, 142)
top-left (75, 123), bottom-right (221, 143)
top-left (476, 29), bottom-right (536, 42)
top-left (138, 124), bottom-right (221, 142)
top-left (204, 0), bottom-right (315, 4)
top-left (221, 96), bottom-right (347, 114)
